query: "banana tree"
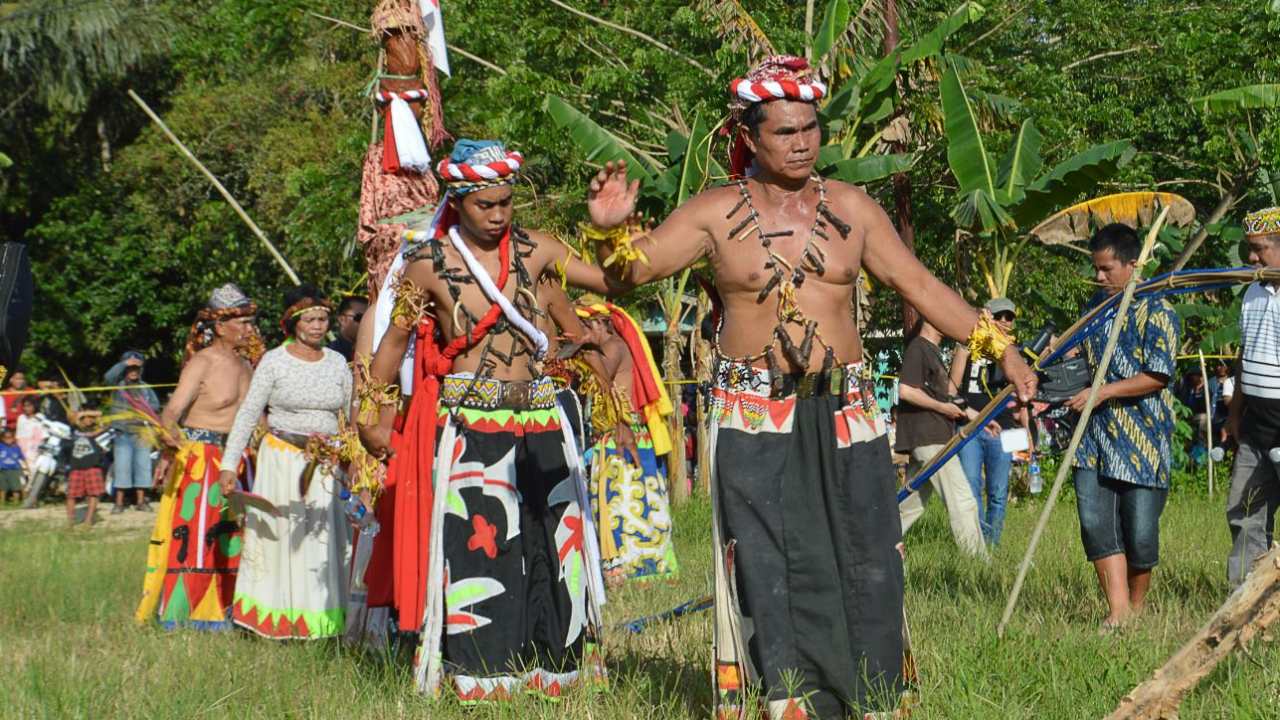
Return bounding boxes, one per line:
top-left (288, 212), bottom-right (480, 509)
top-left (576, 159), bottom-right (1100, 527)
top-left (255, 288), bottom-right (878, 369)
top-left (940, 58), bottom-right (1136, 298)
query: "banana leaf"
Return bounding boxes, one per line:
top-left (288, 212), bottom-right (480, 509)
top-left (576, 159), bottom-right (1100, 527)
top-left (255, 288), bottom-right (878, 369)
top-left (900, 1), bottom-right (986, 65)
top-left (543, 95), bottom-right (656, 182)
top-left (996, 118), bottom-right (1043, 199)
top-left (1011, 140), bottom-right (1135, 228)
top-left (1193, 84), bottom-right (1280, 113)
top-left (825, 153), bottom-right (914, 185)
top-left (1027, 191), bottom-right (1195, 245)
top-left (941, 59), bottom-right (996, 198)
top-left (812, 0), bottom-right (851, 63)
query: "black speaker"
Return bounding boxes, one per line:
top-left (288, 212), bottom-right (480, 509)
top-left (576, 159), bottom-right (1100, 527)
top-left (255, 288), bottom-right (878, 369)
top-left (0, 242), bottom-right (34, 370)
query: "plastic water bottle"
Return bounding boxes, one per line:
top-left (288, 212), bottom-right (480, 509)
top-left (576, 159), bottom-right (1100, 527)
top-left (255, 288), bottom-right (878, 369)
top-left (339, 488), bottom-right (381, 537)
top-left (1028, 460), bottom-right (1044, 495)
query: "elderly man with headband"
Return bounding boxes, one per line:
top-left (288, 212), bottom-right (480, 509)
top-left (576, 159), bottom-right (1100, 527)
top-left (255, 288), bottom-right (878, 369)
top-left (1226, 207), bottom-right (1280, 588)
top-left (136, 283), bottom-right (261, 630)
top-left (359, 139), bottom-right (630, 701)
top-left (583, 55), bottom-right (1037, 719)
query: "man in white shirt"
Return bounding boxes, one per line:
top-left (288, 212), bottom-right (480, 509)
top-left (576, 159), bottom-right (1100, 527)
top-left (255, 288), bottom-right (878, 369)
top-left (1226, 207), bottom-right (1280, 587)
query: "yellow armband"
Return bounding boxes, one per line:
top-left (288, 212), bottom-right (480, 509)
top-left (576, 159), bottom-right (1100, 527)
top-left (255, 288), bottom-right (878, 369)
top-left (967, 311), bottom-right (1014, 363)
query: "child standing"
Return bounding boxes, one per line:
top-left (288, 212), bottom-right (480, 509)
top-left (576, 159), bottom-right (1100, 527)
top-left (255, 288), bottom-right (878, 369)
top-left (0, 427), bottom-right (24, 503)
top-left (66, 411), bottom-right (107, 527)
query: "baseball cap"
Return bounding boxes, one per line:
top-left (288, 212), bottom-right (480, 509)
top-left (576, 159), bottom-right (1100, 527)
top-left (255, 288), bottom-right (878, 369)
top-left (985, 298), bottom-right (1016, 316)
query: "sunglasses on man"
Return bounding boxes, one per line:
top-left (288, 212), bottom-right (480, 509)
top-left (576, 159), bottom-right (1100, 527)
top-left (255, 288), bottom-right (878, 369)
top-left (993, 312), bottom-right (1016, 322)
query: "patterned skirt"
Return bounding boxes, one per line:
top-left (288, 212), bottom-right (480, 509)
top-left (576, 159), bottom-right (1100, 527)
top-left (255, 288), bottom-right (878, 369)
top-left (413, 375), bottom-right (606, 701)
top-left (231, 433), bottom-right (349, 639)
top-left (710, 361), bottom-right (910, 720)
top-left (588, 414), bottom-right (678, 581)
top-left (135, 428), bottom-right (242, 631)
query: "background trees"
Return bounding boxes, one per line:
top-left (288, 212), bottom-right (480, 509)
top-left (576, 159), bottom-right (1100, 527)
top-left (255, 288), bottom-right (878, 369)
top-left (2, 0), bottom-right (1278, 381)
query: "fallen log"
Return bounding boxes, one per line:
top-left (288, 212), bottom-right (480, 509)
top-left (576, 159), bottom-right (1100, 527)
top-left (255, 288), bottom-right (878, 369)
top-left (1105, 544), bottom-right (1280, 720)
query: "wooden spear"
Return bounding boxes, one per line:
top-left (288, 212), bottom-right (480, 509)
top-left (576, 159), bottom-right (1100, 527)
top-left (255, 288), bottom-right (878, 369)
top-left (997, 205), bottom-right (1171, 637)
top-left (126, 89), bottom-right (301, 286)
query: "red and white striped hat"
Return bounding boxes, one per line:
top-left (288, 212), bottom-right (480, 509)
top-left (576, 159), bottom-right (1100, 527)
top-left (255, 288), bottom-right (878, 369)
top-left (726, 56), bottom-right (826, 178)
top-left (436, 140), bottom-right (524, 195)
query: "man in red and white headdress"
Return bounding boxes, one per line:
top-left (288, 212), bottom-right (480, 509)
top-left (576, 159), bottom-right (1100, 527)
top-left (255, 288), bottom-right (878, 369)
top-left (581, 56), bottom-right (1038, 719)
top-left (358, 139), bottom-right (629, 701)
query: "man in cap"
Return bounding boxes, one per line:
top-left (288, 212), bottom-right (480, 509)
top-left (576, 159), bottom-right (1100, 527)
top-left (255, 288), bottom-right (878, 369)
top-left (583, 55), bottom-right (1036, 719)
top-left (136, 283), bottom-right (261, 630)
top-left (360, 139), bottom-right (623, 700)
top-left (1226, 207), bottom-right (1280, 587)
top-left (105, 350), bottom-right (161, 513)
top-left (949, 297), bottom-right (1024, 546)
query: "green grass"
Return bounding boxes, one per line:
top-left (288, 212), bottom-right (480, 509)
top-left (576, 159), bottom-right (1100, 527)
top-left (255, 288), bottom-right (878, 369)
top-left (2, 489), bottom-right (1278, 719)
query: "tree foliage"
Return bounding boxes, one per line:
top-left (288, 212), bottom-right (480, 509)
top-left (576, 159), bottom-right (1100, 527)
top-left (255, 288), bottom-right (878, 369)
top-left (2, 0), bottom-right (1279, 381)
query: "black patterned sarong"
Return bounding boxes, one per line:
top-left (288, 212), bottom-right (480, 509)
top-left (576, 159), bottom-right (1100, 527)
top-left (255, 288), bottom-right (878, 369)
top-left (413, 375), bottom-right (607, 701)
top-left (711, 361), bottom-right (907, 720)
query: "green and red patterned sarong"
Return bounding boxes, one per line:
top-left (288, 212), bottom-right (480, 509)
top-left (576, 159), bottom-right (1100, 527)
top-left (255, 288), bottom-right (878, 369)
top-left (136, 428), bottom-right (244, 631)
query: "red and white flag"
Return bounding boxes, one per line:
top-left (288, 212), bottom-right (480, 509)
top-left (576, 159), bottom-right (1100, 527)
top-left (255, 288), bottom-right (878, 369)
top-left (419, 0), bottom-right (451, 77)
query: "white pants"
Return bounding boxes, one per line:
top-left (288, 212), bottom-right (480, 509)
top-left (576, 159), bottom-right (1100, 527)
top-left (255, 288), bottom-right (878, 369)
top-left (899, 444), bottom-right (988, 558)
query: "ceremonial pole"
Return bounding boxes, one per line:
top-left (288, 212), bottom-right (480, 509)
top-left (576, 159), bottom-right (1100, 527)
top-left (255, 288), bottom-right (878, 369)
top-left (997, 206), bottom-right (1170, 638)
top-left (125, 89), bottom-right (302, 286)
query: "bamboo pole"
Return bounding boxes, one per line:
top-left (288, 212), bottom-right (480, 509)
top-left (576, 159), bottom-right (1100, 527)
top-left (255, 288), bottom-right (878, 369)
top-left (126, 90), bottom-right (301, 286)
top-left (1199, 350), bottom-right (1215, 495)
top-left (997, 206), bottom-right (1170, 638)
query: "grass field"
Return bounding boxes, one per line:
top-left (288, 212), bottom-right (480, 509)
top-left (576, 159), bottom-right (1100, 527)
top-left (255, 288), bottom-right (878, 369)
top-left (2, 487), bottom-right (1278, 719)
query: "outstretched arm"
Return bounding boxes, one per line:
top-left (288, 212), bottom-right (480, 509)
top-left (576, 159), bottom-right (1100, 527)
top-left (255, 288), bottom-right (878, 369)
top-left (857, 190), bottom-right (1036, 402)
top-left (584, 161), bottom-right (713, 287)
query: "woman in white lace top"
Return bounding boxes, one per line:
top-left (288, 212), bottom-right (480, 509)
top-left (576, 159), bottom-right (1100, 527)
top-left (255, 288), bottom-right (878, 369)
top-left (218, 285), bottom-right (353, 639)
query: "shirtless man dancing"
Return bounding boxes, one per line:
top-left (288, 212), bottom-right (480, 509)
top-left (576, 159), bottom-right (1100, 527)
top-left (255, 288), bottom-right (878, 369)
top-left (582, 56), bottom-right (1036, 719)
top-left (135, 283), bottom-right (260, 630)
top-left (359, 140), bottom-right (627, 700)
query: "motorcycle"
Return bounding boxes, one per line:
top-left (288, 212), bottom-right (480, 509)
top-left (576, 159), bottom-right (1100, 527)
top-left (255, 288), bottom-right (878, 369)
top-left (21, 419), bottom-right (115, 508)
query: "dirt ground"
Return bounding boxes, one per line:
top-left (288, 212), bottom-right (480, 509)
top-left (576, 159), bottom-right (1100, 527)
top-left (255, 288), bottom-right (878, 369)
top-left (0, 497), bottom-right (156, 531)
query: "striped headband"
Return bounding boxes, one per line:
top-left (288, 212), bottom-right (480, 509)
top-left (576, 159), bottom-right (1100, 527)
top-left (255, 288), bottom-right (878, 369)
top-left (436, 150), bottom-right (524, 195)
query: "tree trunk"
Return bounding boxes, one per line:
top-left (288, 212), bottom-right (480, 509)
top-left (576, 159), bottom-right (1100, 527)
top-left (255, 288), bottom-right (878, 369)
top-left (1105, 545), bottom-right (1280, 719)
top-left (881, 0), bottom-right (919, 333)
top-left (663, 320), bottom-right (689, 504)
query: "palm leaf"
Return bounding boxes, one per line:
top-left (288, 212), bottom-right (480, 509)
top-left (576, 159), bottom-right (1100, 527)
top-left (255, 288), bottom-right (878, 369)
top-left (543, 95), bottom-right (657, 182)
top-left (1011, 140), bottom-right (1135, 228)
top-left (696, 0), bottom-right (776, 60)
top-left (1193, 84), bottom-right (1280, 113)
top-left (1027, 191), bottom-right (1196, 246)
top-left (825, 153), bottom-right (914, 184)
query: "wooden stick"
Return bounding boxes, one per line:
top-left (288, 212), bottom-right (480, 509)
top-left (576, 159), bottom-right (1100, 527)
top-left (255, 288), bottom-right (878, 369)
top-left (126, 90), bottom-right (301, 286)
top-left (1199, 350), bottom-right (1215, 495)
top-left (546, 0), bottom-right (715, 78)
top-left (997, 206), bottom-right (1170, 638)
top-left (1104, 545), bottom-right (1280, 719)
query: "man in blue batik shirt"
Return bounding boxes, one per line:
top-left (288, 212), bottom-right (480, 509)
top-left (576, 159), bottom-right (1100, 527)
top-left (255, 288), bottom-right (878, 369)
top-left (1068, 223), bottom-right (1179, 631)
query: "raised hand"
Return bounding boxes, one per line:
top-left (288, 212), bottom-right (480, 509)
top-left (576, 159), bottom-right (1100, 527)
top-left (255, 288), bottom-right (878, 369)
top-left (587, 160), bottom-right (641, 229)
top-left (1000, 347), bottom-right (1039, 404)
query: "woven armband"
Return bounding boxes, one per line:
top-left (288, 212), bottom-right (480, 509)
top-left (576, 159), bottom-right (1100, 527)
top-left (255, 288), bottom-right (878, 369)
top-left (581, 223), bottom-right (648, 273)
top-left (967, 311), bottom-right (1014, 363)
top-left (390, 276), bottom-right (430, 330)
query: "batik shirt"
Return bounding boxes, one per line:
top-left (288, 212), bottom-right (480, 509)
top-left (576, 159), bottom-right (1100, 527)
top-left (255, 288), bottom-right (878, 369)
top-left (1074, 294), bottom-right (1180, 488)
